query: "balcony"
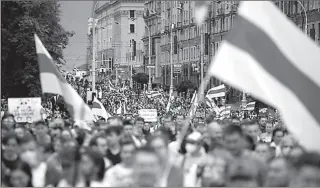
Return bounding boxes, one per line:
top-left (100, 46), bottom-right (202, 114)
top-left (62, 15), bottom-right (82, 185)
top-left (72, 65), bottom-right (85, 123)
top-left (184, 20), bottom-right (188, 25)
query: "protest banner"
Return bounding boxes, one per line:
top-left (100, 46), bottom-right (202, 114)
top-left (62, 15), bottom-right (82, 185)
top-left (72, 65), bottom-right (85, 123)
top-left (138, 109), bottom-right (157, 122)
top-left (8, 98), bottom-right (42, 122)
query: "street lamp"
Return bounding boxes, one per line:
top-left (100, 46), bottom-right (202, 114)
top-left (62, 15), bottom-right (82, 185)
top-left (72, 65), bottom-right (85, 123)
top-left (145, 24), bottom-right (152, 91)
top-left (91, 1), bottom-right (99, 93)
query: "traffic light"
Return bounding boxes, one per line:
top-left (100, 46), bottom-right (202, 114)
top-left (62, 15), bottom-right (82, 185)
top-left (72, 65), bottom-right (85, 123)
top-left (204, 33), bottom-right (209, 55)
top-left (133, 40), bottom-right (137, 57)
top-left (174, 35), bottom-right (178, 54)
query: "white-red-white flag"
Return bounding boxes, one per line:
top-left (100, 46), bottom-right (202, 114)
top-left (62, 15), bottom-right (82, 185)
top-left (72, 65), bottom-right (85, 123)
top-left (34, 34), bottom-right (95, 121)
top-left (207, 1), bottom-right (320, 152)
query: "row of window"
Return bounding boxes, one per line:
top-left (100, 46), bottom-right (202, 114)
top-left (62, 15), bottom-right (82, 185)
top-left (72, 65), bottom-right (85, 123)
top-left (160, 41), bottom-right (221, 63)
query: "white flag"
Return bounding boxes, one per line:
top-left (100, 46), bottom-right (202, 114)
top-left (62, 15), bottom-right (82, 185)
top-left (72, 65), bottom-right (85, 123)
top-left (207, 1), bottom-right (320, 152)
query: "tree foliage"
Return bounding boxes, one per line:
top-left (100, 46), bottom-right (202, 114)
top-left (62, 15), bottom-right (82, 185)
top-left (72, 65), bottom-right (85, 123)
top-left (176, 80), bottom-right (195, 93)
top-left (132, 73), bottom-right (149, 85)
top-left (1, 1), bottom-right (74, 98)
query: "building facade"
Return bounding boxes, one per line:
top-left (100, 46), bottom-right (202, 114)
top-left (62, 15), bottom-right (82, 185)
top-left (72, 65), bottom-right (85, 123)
top-left (92, 0), bottom-right (146, 81)
top-left (142, 0), bottom-right (320, 91)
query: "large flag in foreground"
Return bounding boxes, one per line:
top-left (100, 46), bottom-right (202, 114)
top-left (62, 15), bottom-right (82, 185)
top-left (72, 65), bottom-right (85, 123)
top-left (35, 34), bottom-right (95, 121)
top-left (91, 96), bottom-right (111, 120)
top-left (207, 1), bottom-right (320, 152)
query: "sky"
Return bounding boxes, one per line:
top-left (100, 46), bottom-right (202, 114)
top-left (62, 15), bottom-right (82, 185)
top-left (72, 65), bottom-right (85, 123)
top-left (59, 1), bottom-right (93, 70)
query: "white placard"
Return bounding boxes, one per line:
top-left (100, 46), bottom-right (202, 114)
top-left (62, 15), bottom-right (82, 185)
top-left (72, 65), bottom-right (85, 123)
top-left (8, 98), bottom-right (42, 122)
top-left (138, 109), bottom-right (157, 122)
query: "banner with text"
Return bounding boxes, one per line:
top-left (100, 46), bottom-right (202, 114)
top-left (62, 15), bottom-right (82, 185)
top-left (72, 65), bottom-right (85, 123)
top-left (8, 98), bottom-right (42, 123)
top-left (138, 109), bottom-right (157, 122)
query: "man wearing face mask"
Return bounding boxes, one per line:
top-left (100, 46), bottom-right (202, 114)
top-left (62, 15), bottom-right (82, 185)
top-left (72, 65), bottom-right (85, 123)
top-left (182, 131), bottom-right (207, 187)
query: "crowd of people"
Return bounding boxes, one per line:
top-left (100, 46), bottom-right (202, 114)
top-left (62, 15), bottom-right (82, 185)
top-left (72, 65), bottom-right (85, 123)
top-left (2, 78), bottom-right (320, 187)
top-left (2, 104), bottom-right (320, 187)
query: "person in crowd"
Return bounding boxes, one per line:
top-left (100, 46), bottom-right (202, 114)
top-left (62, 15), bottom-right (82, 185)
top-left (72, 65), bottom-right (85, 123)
top-left (279, 134), bottom-right (296, 157)
top-left (14, 124), bottom-right (26, 140)
top-left (259, 120), bottom-right (274, 143)
top-left (175, 114), bottom-right (185, 135)
top-left (131, 146), bottom-right (163, 187)
top-left (34, 120), bottom-right (51, 145)
top-left (8, 161), bottom-right (33, 187)
top-left (2, 132), bottom-right (21, 185)
top-left (142, 122), bottom-right (151, 138)
top-left (134, 117), bottom-right (145, 130)
top-left (2, 113), bottom-right (16, 130)
top-left (19, 134), bottom-right (61, 187)
top-left (123, 120), bottom-right (134, 137)
top-left (258, 116), bottom-right (268, 132)
top-left (79, 148), bottom-right (106, 187)
top-left (242, 120), bottom-right (262, 145)
top-left (103, 138), bottom-right (136, 187)
top-left (89, 134), bottom-right (112, 170)
top-left (270, 127), bottom-right (285, 157)
top-left (182, 131), bottom-right (207, 186)
top-left (265, 157), bottom-right (292, 187)
top-left (290, 152), bottom-right (320, 187)
top-left (254, 142), bottom-right (274, 163)
top-left (105, 126), bottom-right (123, 165)
top-left (223, 124), bottom-right (268, 186)
top-left (147, 133), bottom-right (184, 187)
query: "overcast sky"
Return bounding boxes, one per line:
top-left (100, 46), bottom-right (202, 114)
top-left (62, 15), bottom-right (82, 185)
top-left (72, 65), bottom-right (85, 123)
top-left (59, 1), bottom-right (93, 70)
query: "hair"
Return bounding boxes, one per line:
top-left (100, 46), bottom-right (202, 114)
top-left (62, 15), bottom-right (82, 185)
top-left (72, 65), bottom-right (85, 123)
top-left (133, 146), bottom-right (160, 162)
top-left (244, 134), bottom-right (256, 151)
top-left (105, 126), bottom-right (123, 136)
top-left (205, 114), bottom-right (216, 124)
top-left (163, 113), bottom-right (173, 121)
top-left (272, 128), bottom-right (284, 140)
top-left (292, 152), bottom-right (320, 171)
top-left (1, 112), bottom-right (14, 121)
top-left (14, 123), bottom-right (25, 130)
top-left (135, 117), bottom-right (145, 123)
top-left (223, 124), bottom-right (243, 137)
top-left (241, 119), bottom-right (259, 126)
top-left (176, 114), bottom-right (186, 119)
top-left (19, 134), bottom-right (36, 145)
top-left (34, 120), bottom-right (47, 127)
top-left (82, 148), bottom-right (106, 181)
top-left (120, 137), bottom-right (136, 149)
top-left (89, 135), bottom-right (106, 147)
top-left (2, 132), bottom-right (20, 145)
top-left (146, 134), bottom-right (170, 148)
top-left (8, 161), bottom-right (33, 187)
top-left (123, 120), bottom-right (133, 126)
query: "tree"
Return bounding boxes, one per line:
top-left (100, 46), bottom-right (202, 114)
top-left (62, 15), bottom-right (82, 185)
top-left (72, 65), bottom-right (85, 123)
top-left (1, 1), bottom-right (74, 98)
top-left (132, 72), bottom-right (149, 85)
top-left (176, 80), bottom-right (195, 93)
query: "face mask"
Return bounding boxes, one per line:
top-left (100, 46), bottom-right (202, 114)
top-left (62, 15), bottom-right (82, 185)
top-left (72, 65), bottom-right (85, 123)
top-left (185, 143), bottom-right (198, 153)
top-left (20, 151), bottom-right (39, 167)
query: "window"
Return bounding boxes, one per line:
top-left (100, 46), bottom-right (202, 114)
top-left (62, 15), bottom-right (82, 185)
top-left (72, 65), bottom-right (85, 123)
top-left (130, 24), bottom-right (135, 33)
top-left (130, 10), bottom-right (135, 19)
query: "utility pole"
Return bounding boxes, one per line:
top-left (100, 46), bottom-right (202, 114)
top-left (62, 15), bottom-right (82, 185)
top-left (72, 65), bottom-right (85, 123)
top-left (170, 23), bottom-right (174, 95)
top-left (146, 25), bottom-right (152, 91)
top-left (200, 24), bottom-right (204, 99)
top-left (92, 19), bottom-right (97, 93)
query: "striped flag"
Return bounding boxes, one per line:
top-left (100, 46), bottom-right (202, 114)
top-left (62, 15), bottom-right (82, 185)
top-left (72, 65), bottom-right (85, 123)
top-left (34, 34), bottom-right (95, 121)
top-left (91, 96), bottom-right (111, 120)
top-left (207, 84), bottom-right (226, 98)
top-left (245, 102), bottom-right (256, 111)
top-left (207, 1), bottom-right (320, 152)
top-left (206, 96), bottom-right (221, 114)
top-left (189, 91), bottom-right (199, 117)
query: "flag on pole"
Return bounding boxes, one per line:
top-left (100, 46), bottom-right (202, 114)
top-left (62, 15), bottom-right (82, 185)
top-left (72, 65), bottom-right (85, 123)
top-left (207, 84), bottom-right (226, 98)
top-left (189, 91), bottom-right (198, 117)
top-left (206, 96), bottom-right (221, 114)
top-left (91, 96), bottom-right (111, 120)
top-left (207, 1), bottom-right (320, 152)
top-left (34, 34), bottom-right (95, 121)
top-left (245, 102), bottom-right (256, 111)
